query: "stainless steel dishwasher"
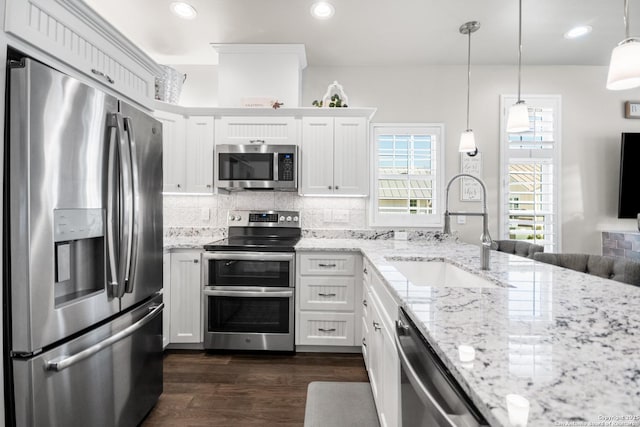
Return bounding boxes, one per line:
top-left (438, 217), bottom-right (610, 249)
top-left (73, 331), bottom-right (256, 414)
top-left (395, 308), bottom-right (488, 427)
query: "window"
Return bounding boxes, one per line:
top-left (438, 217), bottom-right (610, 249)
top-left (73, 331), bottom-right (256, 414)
top-left (500, 95), bottom-right (561, 252)
top-left (369, 124), bottom-right (445, 227)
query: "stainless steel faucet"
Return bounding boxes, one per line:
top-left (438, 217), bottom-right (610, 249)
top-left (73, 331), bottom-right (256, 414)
top-left (443, 173), bottom-right (492, 270)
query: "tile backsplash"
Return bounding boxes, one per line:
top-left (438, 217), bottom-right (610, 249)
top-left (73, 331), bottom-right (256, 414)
top-left (164, 193), bottom-right (367, 230)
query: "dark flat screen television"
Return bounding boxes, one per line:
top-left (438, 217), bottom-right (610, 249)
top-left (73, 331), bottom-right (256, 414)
top-left (618, 132), bottom-right (640, 218)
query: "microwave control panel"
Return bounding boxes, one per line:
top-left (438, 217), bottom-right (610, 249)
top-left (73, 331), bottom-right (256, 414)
top-left (278, 153), bottom-right (295, 181)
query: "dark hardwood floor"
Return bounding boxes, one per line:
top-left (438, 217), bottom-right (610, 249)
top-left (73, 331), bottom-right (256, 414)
top-left (141, 350), bottom-right (369, 427)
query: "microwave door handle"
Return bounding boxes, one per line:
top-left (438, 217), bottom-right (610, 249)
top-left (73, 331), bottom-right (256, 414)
top-left (106, 123), bottom-right (119, 295)
top-left (123, 117), bottom-right (139, 294)
top-left (273, 152), bottom-right (279, 182)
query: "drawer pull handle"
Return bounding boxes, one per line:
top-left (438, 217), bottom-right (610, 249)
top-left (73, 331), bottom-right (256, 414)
top-left (362, 299), bottom-right (367, 307)
top-left (362, 337), bottom-right (367, 347)
top-left (91, 68), bottom-right (115, 84)
top-left (318, 328), bottom-right (336, 333)
top-left (363, 267), bottom-right (368, 275)
top-left (372, 321), bottom-right (381, 331)
top-left (318, 293), bottom-right (337, 297)
top-left (318, 263), bottom-right (337, 268)
top-left (249, 139), bottom-right (265, 144)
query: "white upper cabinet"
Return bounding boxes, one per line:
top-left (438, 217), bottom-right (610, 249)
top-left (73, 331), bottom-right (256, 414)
top-left (186, 116), bottom-right (215, 193)
top-left (154, 111), bottom-right (214, 194)
top-left (300, 116), bottom-right (368, 196)
top-left (4, 0), bottom-right (161, 104)
top-left (155, 110), bottom-right (187, 193)
top-left (215, 116), bottom-right (298, 145)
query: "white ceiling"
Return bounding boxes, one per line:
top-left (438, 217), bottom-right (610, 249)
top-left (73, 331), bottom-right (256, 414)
top-left (83, 0), bottom-right (637, 67)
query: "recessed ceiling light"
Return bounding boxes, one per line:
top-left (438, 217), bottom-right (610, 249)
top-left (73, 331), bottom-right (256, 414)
top-left (170, 2), bottom-right (197, 20)
top-left (564, 25), bottom-right (592, 39)
top-left (310, 2), bottom-right (335, 19)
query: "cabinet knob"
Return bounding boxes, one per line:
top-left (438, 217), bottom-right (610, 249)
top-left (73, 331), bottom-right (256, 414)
top-left (177, 184), bottom-right (181, 188)
top-left (363, 267), bottom-right (368, 275)
top-left (193, 259), bottom-right (199, 264)
top-left (328, 186), bottom-right (332, 190)
top-left (362, 299), bottom-right (367, 307)
top-left (206, 184), bottom-right (212, 188)
top-left (362, 337), bottom-right (367, 347)
top-left (335, 185), bottom-right (339, 190)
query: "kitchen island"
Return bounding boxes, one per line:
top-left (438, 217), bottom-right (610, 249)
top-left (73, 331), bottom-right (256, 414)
top-left (296, 237), bottom-right (640, 427)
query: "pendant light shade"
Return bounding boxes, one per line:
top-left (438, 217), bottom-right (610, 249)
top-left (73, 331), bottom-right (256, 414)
top-left (506, 102), bottom-right (530, 132)
top-left (607, 38), bottom-right (640, 90)
top-left (459, 130), bottom-right (477, 153)
top-left (607, 0), bottom-right (640, 90)
top-left (459, 21), bottom-right (480, 156)
top-left (506, 0), bottom-right (530, 133)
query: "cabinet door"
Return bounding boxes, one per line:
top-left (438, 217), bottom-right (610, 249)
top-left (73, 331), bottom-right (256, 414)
top-left (169, 252), bottom-right (202, 343)
top-left (300, 117), bottom-right (334, 195)
top-left (380, 315), bottom-right (400, 427)
top-left (162, 253), bottom-right (171, 349)
top-left (216, 116), bottom-right (298, 144)
top-left (334, 117), bottom-right (368, 195)
top-left (155, 111), bottom-right (187, 192)
top-left (186, 116), bottom-right (215, 193)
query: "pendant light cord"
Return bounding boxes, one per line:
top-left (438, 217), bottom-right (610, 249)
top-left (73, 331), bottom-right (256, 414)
top-left (466, 30), bottom-right (471, 130)
top-left (517, 0), bottom-right (523, 103)
top-left (625, 0), bottom-right (630, 39)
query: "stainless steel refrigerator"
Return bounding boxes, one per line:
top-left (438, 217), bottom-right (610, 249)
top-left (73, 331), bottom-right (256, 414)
top-left (4, 56), bottom-right (164, 426)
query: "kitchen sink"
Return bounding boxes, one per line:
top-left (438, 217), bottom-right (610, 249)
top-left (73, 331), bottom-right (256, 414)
top-left (387, 260), bottom-right (499, 288)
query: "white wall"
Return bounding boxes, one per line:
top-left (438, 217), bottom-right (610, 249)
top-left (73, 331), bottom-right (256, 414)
top-left (169, 63), bottom-right (640, 254)
top-left (303, 65), bottom-right (640, 254)
top-left (170, 64), bottom-right (218, 107)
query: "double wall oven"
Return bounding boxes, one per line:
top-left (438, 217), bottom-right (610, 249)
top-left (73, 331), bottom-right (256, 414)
top-left (202, 211), bottom-right (301, 352)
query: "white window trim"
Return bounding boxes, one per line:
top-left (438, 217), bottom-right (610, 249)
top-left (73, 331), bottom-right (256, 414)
top-left (368, 123), bottom-right (445, 228)
top-left (499, 94), bottom-right (562, 252)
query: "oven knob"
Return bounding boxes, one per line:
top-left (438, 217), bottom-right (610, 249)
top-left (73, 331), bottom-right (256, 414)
top-left (229, 215), bottom-right (236, 221)
top-left (279, 216), bottom-right (285, 221)
top-left (286, 216), bottom-right (292, 222)
top-left (236, 215), bottom-right (242, 221)
top-left (293, 216), bottom-right (299, 222)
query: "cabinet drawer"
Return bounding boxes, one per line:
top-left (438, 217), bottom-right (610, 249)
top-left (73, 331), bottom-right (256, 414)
top-left (299, 277), bottom-right (355, 311)
top-left (299, 253), bottom-right (356, 276)
top-left (297, 312), bottom-right (355, 346)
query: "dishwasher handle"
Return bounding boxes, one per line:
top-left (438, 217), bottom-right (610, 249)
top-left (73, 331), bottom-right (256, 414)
top-left (394, 320), bottom-right (460, 427)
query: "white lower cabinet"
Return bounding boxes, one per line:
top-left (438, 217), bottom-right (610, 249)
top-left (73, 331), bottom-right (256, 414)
top-left (168, 250), bottom-right (203, 344)
top-left (162, 252), bottom-right (171, 349)
top-left (296, 252), bottom-right (362, 347)
top-left (362, 259), bottom-right (400, 427)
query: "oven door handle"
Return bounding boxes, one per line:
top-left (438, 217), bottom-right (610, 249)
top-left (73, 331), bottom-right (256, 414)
top-left (202, 252), bottom-right (295, 262)
top-left (203, 289), bottom-right (294, 298)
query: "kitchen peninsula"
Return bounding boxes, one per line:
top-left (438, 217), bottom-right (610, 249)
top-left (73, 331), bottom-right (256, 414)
top-left (294, 236), bottom-right (640, 427)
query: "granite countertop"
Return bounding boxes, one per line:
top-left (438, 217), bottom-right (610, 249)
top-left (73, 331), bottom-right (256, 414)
top-left (296, 238), bottom-right (640, 426)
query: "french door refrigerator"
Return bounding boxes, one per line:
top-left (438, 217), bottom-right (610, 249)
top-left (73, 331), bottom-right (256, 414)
top-left (3, 56), bottom-right (164, 427)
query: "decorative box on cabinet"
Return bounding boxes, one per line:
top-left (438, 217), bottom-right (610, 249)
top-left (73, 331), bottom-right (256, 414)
top-left (168, 250), bottom-right (203, 345)
top-left (215, 116), bottom-right (298, 145)
top-left (300, 116), bottom-right (368, 196)
top-left (296, 252), bottom-right (362, 348)
top-left (5, 0), bottom-right (162, 104)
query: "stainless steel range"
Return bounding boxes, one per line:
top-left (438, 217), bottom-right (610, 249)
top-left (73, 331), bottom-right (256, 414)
top-left (202, 210), bottom-right (301, 352)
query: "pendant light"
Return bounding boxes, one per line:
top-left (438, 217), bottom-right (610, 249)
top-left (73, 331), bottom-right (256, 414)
top-left (607, 0), bottom-right (640, 90)
top-left (506, 0), bottom-right (530, 133)
top-left (459, 21), bottom-right (480, 157)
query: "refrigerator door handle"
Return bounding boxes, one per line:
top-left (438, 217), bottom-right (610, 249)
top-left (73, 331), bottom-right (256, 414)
top-left (114, 113), bottom-right (134, 298)
top-left (44, 303), bottom-right (164, 372)
top-left (123, 117), bottom-right (139, 294)
top-left (106, 124), bottom-right (120, 294)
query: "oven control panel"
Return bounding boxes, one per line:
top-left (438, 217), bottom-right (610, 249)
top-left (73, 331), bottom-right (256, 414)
top-left (227, 210), bottom-right (300, 227)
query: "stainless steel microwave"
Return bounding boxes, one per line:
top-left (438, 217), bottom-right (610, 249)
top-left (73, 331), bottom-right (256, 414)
top-left (215, 144), bottom-right (298, 191)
